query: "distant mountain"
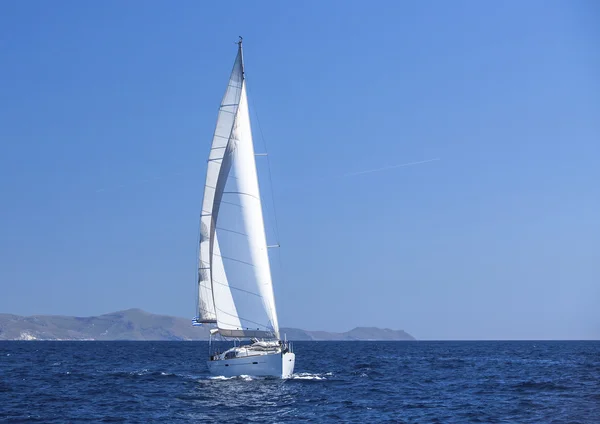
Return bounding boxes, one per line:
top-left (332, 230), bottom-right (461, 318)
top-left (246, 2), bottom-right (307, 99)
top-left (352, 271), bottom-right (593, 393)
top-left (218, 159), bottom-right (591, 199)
top-left (0, 309), bottom-right (415, 341)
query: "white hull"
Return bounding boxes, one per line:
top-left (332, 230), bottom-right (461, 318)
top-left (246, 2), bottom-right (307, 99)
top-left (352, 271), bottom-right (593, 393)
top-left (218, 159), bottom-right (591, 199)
top-left (207, 351), bottom-right (295, 378)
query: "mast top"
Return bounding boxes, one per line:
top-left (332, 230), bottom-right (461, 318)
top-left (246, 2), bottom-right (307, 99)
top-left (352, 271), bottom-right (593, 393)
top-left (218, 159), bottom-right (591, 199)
top-left (237, 36), bottom-right (244, 76)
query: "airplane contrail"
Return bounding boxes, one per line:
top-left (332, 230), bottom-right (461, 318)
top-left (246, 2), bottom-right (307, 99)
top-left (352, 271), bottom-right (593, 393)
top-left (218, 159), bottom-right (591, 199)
top-left (341, 157), bottom-right (441, 178)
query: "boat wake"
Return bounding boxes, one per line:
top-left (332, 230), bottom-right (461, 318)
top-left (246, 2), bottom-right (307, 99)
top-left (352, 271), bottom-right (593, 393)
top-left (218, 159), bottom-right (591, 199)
top-left (205, 372), bottom-right (332, 381)
top-left (287, 372), bottom-right (332, 380)
top-left (208, 374), bottom-right (256, 381)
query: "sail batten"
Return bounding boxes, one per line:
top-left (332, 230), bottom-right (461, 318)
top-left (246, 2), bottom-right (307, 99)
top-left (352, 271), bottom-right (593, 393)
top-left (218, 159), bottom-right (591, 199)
top-left (197, 42), bottom-right (280, 339)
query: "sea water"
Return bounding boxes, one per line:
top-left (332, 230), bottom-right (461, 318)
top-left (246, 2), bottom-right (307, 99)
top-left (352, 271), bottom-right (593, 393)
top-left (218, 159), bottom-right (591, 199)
top-left (1, 341), bottom-right (598, 422)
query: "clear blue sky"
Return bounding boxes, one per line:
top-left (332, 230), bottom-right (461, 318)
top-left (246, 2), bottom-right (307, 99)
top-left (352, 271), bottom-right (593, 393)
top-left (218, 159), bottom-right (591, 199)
top-left (1, 1), bottom-right (598, 340)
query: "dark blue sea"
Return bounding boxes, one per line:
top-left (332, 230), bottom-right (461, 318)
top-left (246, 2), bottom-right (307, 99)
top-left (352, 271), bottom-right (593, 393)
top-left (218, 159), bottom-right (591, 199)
top-left (1, 341), bottom-right (599, 423)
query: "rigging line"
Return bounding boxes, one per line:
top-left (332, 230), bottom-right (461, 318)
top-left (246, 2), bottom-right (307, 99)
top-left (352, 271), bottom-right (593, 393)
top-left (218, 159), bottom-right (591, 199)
top-left (213, 279), bottom-right (263, 298)
top-left (213, 253), bottom-right (255, 268)
top-left (221, 200), bottom-right (243, 208)
top-left (216, 227), bottom-right (249, 237)
top-left (245, 79), bottom-right (281, 245)
top-left (245, 75), bottom-right (286, 312)
top-left (215, 316), bottom-right (272, 332)
top-left (222, 191), bottom-right (260, 201)
top-left (215, 307), bottom-right (272, 330)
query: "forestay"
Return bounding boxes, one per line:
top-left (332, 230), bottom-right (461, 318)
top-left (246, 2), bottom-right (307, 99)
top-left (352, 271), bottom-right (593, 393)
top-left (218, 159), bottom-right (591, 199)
top-left (196, 42), bottom-right (280, 339)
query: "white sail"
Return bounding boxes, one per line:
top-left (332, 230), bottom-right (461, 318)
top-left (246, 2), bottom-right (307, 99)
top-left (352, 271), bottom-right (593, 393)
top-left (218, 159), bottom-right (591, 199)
top-left (196, 47), bottom-right (243, 323)
top-left (197, 42), bottom-right (280, 339)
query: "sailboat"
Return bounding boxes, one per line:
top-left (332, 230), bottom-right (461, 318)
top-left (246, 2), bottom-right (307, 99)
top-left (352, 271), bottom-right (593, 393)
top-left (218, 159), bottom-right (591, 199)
top-left (193, 38), bottom-right (295, 378)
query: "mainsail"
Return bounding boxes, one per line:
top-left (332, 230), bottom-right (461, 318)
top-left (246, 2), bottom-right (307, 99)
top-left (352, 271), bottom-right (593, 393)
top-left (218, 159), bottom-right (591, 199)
top-left (197, 41), bottom-right (280, 339)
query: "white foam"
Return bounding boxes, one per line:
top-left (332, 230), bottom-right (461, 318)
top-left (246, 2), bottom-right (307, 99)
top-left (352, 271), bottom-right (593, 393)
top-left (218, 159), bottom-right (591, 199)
top-left (206, 374), bottom-right (266, 382)
top-left (206, 372), bottom-right (331, 381)
top-left (208, 375), bottom-right (253, 381)
top-left (287, 372), bottom-right (330, 380)
top-left (207, 375), bottom-right (231, 381)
